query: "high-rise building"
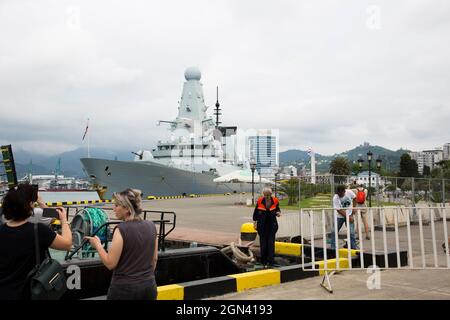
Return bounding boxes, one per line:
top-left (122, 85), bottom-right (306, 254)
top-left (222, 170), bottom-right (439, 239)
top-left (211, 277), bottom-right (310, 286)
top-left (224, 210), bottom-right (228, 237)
top-left (443, 143), bottom-right (450, 161)
top-left (247, 129), bottom-right (279, 177)
top-left (409, 149), bottom-right (443, 174)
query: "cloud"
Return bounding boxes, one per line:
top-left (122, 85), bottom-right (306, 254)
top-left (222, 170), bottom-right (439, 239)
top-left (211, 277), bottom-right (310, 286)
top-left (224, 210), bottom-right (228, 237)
top-left (0, 0), bottom-right (449, 157)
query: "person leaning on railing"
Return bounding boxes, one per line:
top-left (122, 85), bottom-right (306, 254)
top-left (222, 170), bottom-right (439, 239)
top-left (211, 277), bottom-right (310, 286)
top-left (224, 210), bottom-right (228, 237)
top-left (0, 184), bottom-right (72, 300)
top-left (330, 185), bottom-right (358, 250)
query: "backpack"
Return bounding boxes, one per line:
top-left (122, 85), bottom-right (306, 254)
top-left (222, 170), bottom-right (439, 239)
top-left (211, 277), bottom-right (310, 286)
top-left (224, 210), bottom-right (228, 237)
top-left (356, 189), bottom-right (366, 204)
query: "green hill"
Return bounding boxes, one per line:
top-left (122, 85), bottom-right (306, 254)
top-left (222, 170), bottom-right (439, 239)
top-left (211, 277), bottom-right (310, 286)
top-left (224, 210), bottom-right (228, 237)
top-left (279, 143), bottom-right (410, 174)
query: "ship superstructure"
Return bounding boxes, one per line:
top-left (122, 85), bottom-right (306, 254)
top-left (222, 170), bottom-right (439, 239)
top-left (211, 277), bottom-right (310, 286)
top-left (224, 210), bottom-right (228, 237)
top-left (81, 67), bottom-right (250, 198)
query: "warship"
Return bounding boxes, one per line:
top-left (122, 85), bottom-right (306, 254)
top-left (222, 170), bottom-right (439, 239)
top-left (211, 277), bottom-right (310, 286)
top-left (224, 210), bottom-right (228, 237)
top-left (81, 67), bottom-right (253, 199)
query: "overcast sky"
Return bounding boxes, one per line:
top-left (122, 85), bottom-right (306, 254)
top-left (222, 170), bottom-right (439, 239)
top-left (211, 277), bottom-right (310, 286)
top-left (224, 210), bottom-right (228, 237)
top-left (1, 0), bottom-right (449, 157)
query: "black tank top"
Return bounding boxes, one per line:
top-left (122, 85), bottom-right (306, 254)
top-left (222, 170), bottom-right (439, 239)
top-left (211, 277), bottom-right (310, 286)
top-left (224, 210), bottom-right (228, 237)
top-left (111, 220), bottom-right (157, 285)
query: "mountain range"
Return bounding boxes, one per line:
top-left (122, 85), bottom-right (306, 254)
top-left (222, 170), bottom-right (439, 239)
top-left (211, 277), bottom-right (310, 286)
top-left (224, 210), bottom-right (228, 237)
top-left (279, 143), bottom-right (410, 173)
top-left (6, 143), bottom-right (409, 178)
top-left (10, 147), bottom-right (133, 179)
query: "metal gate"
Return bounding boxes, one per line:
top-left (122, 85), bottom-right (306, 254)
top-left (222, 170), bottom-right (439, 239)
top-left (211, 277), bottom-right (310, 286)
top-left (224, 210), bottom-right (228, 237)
top-left (299, 206), bottom-right (450, 292)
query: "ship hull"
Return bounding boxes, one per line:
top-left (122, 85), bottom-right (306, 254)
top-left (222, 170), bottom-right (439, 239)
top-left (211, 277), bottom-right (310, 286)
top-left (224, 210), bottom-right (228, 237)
top-left (80, 158), bottom-right (258, 199)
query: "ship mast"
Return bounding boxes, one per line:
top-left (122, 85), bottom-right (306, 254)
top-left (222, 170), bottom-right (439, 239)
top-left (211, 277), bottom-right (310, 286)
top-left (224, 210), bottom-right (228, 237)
top-left (214, 86), bottom-right (221, 128)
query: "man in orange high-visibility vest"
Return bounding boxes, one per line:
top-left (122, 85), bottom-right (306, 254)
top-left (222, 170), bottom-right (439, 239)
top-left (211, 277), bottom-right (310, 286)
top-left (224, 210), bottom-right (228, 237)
top-left (253, 187), bottom-right (281, 267)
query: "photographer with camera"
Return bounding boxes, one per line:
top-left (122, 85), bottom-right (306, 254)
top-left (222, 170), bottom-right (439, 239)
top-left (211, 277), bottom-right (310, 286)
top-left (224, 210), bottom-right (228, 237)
top-left (28, 191), bottom-right (51, 223)
top-left (0, 184), bottom-right (72, 300)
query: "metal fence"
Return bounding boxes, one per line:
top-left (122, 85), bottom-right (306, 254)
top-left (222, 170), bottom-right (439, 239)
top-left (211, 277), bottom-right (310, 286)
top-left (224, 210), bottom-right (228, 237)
top-left (290, 175), bottom-right (450, 207)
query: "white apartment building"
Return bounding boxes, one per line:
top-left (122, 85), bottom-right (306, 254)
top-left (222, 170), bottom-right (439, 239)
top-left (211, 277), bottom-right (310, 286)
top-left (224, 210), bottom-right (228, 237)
top-left (409, 149), bottom-right (443, 174)
top-left (279, 165), bottom-right (297, 179)
top-left (354, 171), bottom-right (386, 188)
top-left (444, 143), bottom-right (450, 161)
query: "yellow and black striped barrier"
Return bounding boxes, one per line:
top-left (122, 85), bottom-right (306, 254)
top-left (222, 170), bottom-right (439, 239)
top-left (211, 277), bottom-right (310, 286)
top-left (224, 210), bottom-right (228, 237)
top-left (156, 265), bottom-right (318, 300)
top-left (0, 199), bottom-right (112, 208)
top-left (45, 200), bottom-right (112, 207)
top-left (1, 192), bottom-right (241, 207)
top-left (146, 193), bottom-right (234, 200)
top-left (155, 246), bottom-right (359, 300)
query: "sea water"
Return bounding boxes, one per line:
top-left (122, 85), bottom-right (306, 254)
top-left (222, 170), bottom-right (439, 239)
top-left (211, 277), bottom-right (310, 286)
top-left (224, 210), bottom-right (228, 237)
top-left (39, 191), bottom-right (100, 203)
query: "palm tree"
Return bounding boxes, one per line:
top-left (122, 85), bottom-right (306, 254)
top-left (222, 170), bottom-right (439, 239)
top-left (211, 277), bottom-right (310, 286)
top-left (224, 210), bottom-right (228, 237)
top-left (280, 178), bottom-right (299, 206)
top-left (329, 157), bottom-right (351, 185)
top-left (329, 157), bottom-right (351, 175)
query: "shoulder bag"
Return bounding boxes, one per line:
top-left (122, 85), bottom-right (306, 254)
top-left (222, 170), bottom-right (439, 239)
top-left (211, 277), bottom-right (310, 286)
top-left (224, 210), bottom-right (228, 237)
top-left (29, 222), bottom-right (67, 300)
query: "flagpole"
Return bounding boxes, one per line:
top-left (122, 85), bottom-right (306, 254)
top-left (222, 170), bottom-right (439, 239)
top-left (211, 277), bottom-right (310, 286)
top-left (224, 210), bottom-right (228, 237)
top-left (88, 126), bottom-right (90, 158)
top-left (83, 118), bottom-right (90, 158)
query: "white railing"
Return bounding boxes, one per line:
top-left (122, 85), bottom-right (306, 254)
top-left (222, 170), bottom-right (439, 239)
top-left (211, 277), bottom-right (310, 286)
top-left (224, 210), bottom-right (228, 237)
top-left (296, 206), bottom-right (450, 292)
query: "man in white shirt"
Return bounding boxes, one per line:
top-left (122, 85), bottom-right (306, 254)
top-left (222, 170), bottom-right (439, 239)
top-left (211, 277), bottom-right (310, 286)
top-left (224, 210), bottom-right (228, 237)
top-left (330, 185), bottom-right (358, 249)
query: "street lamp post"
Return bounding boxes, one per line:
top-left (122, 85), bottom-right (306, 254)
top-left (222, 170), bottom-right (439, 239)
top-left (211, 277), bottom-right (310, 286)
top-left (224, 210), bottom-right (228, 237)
top-left (250, 160), bottom-right (257, 205)
top-left (358, 151), bottom-right (382, 207)
top-left (367, 151), bottom-right (373, 207)
top-left (274, 168), bottom-right (279, 198)
top-left (290, 169), bottom-right (294, 204)
top-left (357, 156), bottom-right (364, 173)
top-left (376, 156), bottom-right (382, 206)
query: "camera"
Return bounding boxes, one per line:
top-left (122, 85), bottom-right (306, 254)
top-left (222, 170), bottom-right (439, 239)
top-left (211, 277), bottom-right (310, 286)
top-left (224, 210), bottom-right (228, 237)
top-left (42, 208), bottom-right (60, 219)
top-left (31, 184), bottom-right (39, 203)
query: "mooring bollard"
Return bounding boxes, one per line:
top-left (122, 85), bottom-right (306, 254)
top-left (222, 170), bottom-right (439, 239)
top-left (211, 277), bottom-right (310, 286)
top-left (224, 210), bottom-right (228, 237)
top-left (240, 223), bottom-right (257, 242)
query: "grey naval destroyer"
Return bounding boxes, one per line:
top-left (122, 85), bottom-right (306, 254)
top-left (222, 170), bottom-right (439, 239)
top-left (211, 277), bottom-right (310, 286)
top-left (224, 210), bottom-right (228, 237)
top-left (81, 67), bottom-right (253, 199)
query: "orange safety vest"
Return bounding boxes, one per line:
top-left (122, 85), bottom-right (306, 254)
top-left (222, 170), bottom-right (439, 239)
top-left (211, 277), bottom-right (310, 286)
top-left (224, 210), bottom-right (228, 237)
top-left (256, 196), bottom-right (279, 212)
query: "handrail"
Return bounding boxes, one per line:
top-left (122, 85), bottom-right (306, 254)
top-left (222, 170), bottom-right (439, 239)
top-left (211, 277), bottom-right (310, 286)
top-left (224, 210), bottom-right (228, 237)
top-left (86, 207), bottom-right (176, 251)
top-left (143, 210), bottom-right (177, 251)
top-left (65, 221), bottom-right (120, 260)
top-left (64, 207), bottom-right (177, 259)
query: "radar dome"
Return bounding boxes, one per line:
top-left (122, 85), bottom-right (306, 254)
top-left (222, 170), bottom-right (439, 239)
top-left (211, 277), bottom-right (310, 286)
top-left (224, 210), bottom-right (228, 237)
top-left (184, 67), bottom-right (201, 81)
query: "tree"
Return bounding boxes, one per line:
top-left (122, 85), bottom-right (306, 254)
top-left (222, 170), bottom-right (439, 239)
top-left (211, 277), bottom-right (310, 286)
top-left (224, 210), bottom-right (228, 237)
top-left (431, 167), bottom-right (442, 179)
top-left (423, 165), bottom-right (431, 177)
top-left (329, 157), bottom-right (351, 176)
top-left (398, 153), bottom-right (419, 178)
top-left (280, 178), bottom-right (299, 206)
top-left (432, 161), bottom-right (450, 179)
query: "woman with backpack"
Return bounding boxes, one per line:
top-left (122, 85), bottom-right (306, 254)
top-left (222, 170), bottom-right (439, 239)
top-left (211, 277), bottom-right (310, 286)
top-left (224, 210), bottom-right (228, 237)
top-left (353, 183), bottom-right (370, 240)
top-left (85, 188), bottom-right (158, 300)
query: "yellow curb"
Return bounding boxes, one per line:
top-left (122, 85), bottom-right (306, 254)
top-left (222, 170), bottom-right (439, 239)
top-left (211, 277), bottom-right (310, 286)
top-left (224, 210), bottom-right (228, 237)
top-left (229, 269), bottom-right (280, 292)
top-left (157, 284), bottom-right (184, 300)
top-left (315, 258), bottom-right (349, 275)
top-left (275, 242), bottom-right (302, 256)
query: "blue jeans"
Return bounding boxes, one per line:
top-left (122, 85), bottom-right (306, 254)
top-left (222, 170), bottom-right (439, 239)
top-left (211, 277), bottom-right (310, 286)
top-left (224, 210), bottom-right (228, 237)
top-left (330, 218), bottom-right (357, 250)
